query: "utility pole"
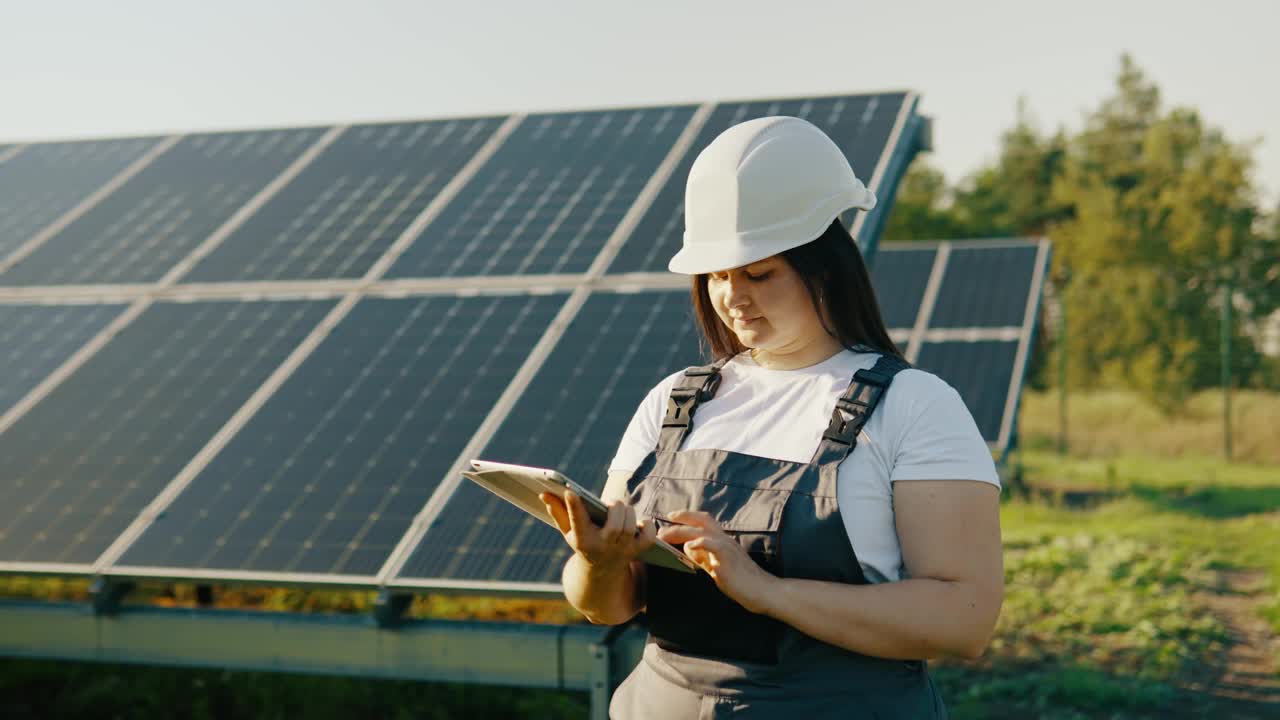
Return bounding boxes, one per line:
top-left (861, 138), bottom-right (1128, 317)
top-left (1221, 278), bottom-right (1232, 462)
top-left (1058, 277), bottom-right (1069, 456)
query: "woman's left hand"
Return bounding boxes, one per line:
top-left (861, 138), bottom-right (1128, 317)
top-left (657, 510), bottom-right (780, 615)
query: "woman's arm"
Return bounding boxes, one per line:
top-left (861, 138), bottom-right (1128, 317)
top-left (545, 470), bottom-right (653, 626)
top-left (660, 479), bottom-right (1003, 659)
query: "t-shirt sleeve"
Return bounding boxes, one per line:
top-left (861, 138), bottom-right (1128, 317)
top-left (888, 372), bottom-right (1000, 487)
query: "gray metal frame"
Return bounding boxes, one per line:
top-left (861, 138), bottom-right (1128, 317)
top-left (0, 598), bottom-right (646, 720)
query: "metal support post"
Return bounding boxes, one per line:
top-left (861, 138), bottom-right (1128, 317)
top-left (89, 577), bottom-right (135, 616)
top-left (373, 589), bottom-right (414, 629)
top-left (1221, 279), bottom-right (1232, 461)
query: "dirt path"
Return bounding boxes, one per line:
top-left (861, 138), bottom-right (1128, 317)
top-left (1194, 569), bottom-right (1280, 711)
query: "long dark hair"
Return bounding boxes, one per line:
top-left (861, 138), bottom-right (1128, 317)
top-left (690, 218), bottom-right (903, 360)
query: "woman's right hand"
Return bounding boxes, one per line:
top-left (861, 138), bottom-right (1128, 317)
top-left (540, 490), bottom-right (657, 569)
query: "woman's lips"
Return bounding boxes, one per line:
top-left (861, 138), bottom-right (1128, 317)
top-left (734, 316), bottom-right (762, 326)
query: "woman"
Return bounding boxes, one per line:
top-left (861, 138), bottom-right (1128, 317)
top-left (540, 116), bottom-right (1003, 718)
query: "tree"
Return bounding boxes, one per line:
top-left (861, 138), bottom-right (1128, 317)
top-left (881, 161), bottom-right (965, 242)
top-left (1050, 55), bottom-right (1272, 408)
top-left (951, 99), bottom-right (1068, 238)
top-left (884, 99), bottom-right (1068, 243)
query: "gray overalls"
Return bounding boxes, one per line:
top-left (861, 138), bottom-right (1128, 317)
top-left (611, 353), bottom-right (947, 719)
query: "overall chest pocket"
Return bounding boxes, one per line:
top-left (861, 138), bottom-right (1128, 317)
top-left (640, 475), bottom-right (788, 573)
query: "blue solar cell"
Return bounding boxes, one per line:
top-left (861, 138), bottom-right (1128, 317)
top-left (915, 340), bottom-right (1018, 442)
top-left (0, 299), bottom-right (333, 565)
top-left (386, 106), bottom-right (696, 278)
top-left (869, 244), bottom-right (937, 329)
top-left (929, 244), bottom-right (1039, 328)
top-left (0, 129), bottom-right (325, 286)
top-left (181, 118), bottom-right (506, 282)
top-left (115, 293), bottom-right (566, 576)
top-left (395, 289), bottom-right (704, 584)
top-left (607, 93), bottom-right (908, 274)
top-left (0, 303), bottom-right (126, 416)
top-left (0, 138), bottom-right (161, 264)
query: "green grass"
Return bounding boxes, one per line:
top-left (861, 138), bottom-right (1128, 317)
top-left (931, 434), bottom-right (1280, 716)
top-left (0, 658), bottom-right (587, 720)
top-left (1019, 388), bottom-right (1280, 464)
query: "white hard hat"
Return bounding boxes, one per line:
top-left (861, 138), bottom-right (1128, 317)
top-left (668, 116), bottom-right (876, 275)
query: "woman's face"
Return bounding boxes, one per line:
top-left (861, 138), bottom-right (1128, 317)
top-left (707, 255), bottom-right (826, 353)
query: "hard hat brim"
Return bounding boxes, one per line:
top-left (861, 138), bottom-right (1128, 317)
top-left (668, 233), bottom-right (804, 275)
top-left (668, 192), bottom-right (876, 275)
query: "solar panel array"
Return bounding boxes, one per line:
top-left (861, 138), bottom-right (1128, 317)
top-left (0, 90), bottom-right (1044, 597)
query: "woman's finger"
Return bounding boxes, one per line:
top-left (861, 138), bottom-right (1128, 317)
top-left (601, 501), bottom-right (626, 544)
top-left (635, 517), bottom-right (657, 552)
top-left (621, 504), bottom-right (638, 540)
top-left (684, 538), bottom-right (710, 570)
top-left (666, 510), bottom-right (719, 530)
top-left (563, 491), bottom-right (595, 541)
top-left (657, 524), bottom-right (706, 545)
top-left (540, 492), bottom-right (571, 535)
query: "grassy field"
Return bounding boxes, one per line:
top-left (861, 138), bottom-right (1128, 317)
top-left (3, 390), bottom-right (1278, 718)
top-left (1019, 388), bottom-right (1280, 465)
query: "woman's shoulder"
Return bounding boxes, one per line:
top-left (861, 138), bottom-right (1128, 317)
top-left (888, 365), bottom-right (958, 398)
top-left (875, 364), bottom-right (966, 424)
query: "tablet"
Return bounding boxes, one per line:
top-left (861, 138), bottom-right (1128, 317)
top-left (462, 459), bottom-right (697, 574)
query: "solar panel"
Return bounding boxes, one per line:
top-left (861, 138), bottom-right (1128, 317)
top-left (0, 138), bottom-right (161, 264)
top-left (0, 129), bottom-right (325, 286)
top-left (112, 293), bottom-right (566, 578)
top-left (180, 118), bottom-right (506, 283)
top-left (929, 244), bottom-right (1040, 327)
top-left (0, 299), bottom-right (332, 567)
top-left (391, 290), bottom-right (703, 586)
top-left (915, 340), bottom-right (1018, 441)
top-left (606, 93), bottom-right (911, 274)
top-left (0, 303), bottom-right (126, 415)
top-left (868, 244), bottom-right (937, 329)
top-left (871, 239), bottom-right (1051, 452)
top-left (385, 106), bottom-right (696, 279)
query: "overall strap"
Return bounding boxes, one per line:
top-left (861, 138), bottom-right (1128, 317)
top-left (809, 354), bottom-right (911, 467)
top-left (657, 355), bottom-right (733, 453)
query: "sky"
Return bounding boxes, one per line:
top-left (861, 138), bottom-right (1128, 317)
top-left (2, 0), bottom-right (1278, 205)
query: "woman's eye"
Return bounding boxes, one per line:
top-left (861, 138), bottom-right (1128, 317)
top-left (747, 272), bottom-right (771, 282)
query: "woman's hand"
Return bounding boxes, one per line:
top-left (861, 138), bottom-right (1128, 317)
top-left (657, 510), bottom-right (780, 615)
top-left (540, 490), bottom-right (657, 571)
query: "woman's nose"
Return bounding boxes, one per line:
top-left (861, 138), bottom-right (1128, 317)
top-left (723, 276), bottom-right (752, 308)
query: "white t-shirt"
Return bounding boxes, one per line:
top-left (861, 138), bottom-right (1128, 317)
top-left (605, 349), bottom-right (1000, 584)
